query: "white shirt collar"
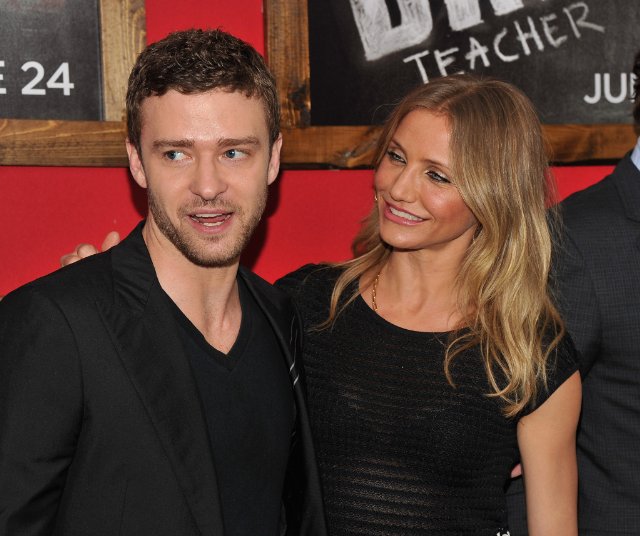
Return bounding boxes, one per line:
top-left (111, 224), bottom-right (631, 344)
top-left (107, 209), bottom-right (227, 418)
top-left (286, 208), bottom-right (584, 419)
top-left (631, 136), bottom-right (640, 171)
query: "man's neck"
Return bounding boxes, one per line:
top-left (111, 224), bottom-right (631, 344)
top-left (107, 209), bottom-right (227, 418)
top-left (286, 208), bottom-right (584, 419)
top-left (143, 225), bottom-right (243, 354)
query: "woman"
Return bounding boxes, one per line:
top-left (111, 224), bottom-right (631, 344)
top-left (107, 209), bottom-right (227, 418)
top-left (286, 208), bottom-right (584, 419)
top-left (276, 74), bottom-right (580, 535)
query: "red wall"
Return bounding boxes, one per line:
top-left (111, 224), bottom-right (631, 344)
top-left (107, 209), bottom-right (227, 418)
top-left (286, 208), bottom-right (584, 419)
top-left (0, 0), bottom-right (615, 296)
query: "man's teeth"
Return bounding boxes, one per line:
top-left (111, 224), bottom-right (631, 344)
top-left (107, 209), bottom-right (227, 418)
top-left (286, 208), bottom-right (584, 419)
top-left (191, 214), bottom-right (229, 227)
top-left (389, 206), bottom-right (423, 221)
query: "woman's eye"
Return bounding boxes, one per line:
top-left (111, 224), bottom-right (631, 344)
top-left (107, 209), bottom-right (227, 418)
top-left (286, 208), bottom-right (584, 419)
top-left (165, 150), bottom-right (186, 161)
top-left (427, 170), bottom-right (450, 183)
top-left (386, 150), bottom-right (405, 163)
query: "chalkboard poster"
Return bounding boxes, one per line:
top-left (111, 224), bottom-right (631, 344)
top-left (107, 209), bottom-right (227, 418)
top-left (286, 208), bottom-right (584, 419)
top-left (308, 0), bottom-right (638, 127)
top-left (0, 0), bottom-right (145, 166)
top-left (0, 0), bottom-right (103, 121)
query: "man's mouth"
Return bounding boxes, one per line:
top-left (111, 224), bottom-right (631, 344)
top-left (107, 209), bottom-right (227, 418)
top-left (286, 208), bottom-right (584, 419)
top-left (190, 213), bottom-right (232, 227)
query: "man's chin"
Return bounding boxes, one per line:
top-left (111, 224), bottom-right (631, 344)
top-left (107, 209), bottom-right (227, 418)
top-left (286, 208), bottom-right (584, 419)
top-left (148, 207), bottom-right (259, 269)
top-left (181, 250), bottom-right (241, 268)
top-left (173, 238), bottom-right (243, 268)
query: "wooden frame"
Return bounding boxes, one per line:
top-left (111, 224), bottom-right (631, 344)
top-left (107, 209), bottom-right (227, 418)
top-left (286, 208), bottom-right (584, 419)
top-left (0, 0), bottom-right (145, 167)
top-left (266, 0), bottom-right (636, 167)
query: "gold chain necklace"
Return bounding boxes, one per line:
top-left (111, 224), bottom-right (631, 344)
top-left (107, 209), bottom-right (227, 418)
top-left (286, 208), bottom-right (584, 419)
top-left (371, 270), bottom-right (381, 312)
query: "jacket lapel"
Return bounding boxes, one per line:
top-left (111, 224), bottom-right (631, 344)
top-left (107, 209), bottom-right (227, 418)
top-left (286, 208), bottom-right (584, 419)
top-left (239, 268), bottom-right (329, 535)
top-left (99, 225), bottom-right (224, 536)
top-left (238, 268), bottom-right (301, 388)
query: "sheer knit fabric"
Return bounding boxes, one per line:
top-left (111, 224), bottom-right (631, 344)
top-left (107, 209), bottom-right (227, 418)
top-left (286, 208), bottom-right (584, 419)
top-left (276, 264), bottom-right (577, 536)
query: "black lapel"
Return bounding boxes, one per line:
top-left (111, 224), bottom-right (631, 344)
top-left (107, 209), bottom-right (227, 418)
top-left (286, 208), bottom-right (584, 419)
top-left (238, 268), bottom-right (329, 535)
top-left (238, 267), bottom-right (301, 388)
top-left (98, 224), bottom-right (224, 536)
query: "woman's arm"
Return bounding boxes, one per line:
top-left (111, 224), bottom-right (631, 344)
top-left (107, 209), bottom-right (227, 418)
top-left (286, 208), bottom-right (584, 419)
top-left (517, 370), bottom-right (581, 536)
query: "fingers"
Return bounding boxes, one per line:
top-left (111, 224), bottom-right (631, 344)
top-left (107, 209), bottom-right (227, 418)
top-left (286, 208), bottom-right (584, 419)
top-left (60, 253), bottom-right (83, 267)
top-left (60, 243), bottom-right (100, 267)
top-left (59, 231), bottom-right (120, 268)
top-left (101, 231), bottom-right (121, 251)
top-left (77, 243), bottom-right (100, 258)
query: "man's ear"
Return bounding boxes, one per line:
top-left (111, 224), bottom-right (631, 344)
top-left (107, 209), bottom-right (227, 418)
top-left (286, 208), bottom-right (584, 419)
top-left (267, 133), bottom-right (283, 186)
top-left (126, 139), bottom-right (148, 189)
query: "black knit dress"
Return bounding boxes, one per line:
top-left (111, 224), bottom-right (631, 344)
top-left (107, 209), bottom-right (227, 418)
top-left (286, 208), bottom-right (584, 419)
top-left (276, 264), bottom-right (578, 536)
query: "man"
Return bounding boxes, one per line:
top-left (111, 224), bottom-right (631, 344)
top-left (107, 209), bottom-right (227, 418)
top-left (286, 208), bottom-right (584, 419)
top-left (0, 29), bottom-right (327, 535)
top-left (508, 52), bottom-right (640, 533)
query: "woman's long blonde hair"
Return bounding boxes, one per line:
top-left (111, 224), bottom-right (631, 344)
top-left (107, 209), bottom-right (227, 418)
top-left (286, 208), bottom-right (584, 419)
top-left (324, 74), bottom-right (564, 417)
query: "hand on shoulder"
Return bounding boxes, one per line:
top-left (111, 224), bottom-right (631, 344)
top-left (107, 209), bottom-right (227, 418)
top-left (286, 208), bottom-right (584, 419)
top-left (60, 231), bottom-right (120, 267)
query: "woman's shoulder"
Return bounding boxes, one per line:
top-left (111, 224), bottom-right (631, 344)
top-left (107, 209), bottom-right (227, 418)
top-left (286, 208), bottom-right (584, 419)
top-left (275, 263), bottom-right (343, 299)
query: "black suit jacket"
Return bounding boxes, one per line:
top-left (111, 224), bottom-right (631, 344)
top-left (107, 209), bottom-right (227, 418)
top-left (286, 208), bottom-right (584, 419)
top-left (556, 154), bottom-right (640, 533)
top-left (0, 225), bottom-right (327, 536)
top-left (507, 154), bottom-right (640, 534)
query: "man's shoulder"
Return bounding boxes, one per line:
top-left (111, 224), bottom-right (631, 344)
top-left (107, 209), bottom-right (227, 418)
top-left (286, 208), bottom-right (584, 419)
top-left (4, 250), bottom-right (113, 306)
top-left (0, 251), bottom-right (115, 334)
top-left (561, 173), bottom-right (615, 215)
top-left (2, 223), bottom-right (149, 316)
top-left (560, 158), bottom-right (639, 228)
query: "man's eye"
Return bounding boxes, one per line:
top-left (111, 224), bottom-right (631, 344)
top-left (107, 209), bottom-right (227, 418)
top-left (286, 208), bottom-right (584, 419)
top-left (165, 150), bottom-right (186, 161)
top-left (224, 149), bottom-right (247, 160)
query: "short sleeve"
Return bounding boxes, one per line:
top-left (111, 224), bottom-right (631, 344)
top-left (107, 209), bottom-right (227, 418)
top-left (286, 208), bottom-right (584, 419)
top-left (522, 332), bottom-right (580, 416)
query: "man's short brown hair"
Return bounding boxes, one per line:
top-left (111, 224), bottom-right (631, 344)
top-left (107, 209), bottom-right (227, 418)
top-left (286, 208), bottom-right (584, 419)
top-left (126, 29), bottom-right (280, 153)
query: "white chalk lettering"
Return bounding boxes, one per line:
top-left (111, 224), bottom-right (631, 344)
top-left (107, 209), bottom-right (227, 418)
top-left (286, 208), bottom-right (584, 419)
top-left (444, 0), bottom-right (483, 31)
top-left (445, 0), bottom-right (525, 31)
top-left (435, 47), bottom-right (462, 76)
top-left (540, 13), bottom-right (568, 48)
top-left (352, 0), bottom-right (531, 61)
top-left (0, 60), bottom-right (6, 95)
top-left (403, 3), bottom-right (605, 83)
top-left (584, 73), bottom-right (635, 104)
top-left (21, 61), bottom-right (46, 95)
top-left (350, 0), bottom-right (433, 61)
top-left (604, 73), bottom-right (628, 103)
top-left (403, 50), bottom-right (431, 83)
top-left (514, 16), bottom-right (544, 56)
top-left (0, 60), bottom-right (73, 97)
top-left (584, 72), bottom-right (601, 103)
top-left (490, 0), bottom-right (524, 17)
top-left (465, 36), bottom-right (491, 69)
top-left (494, 28), bottom-right (520, 62)
top-left (563, 2), bottom-right (604, 39)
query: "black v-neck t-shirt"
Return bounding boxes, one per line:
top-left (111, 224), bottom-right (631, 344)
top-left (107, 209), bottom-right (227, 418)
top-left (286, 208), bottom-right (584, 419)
top-left (170, 279), bottom-right (295, 536)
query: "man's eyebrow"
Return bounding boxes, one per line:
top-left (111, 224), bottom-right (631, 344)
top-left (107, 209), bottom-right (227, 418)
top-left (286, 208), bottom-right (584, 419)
top-left (150, 136), bottom-right (262, 150)
top-left (218, 136), bottom-right (261, 149)
top-left (151, 139), bottom-right (194, 150)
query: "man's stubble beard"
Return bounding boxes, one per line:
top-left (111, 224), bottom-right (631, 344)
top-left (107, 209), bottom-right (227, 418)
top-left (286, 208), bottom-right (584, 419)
top-left (147, 185), bottom-right (268, 268)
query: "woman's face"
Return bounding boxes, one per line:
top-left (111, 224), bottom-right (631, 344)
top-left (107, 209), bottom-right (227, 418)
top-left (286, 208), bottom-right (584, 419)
top-left (374, 109), bottom-right (478, 256)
